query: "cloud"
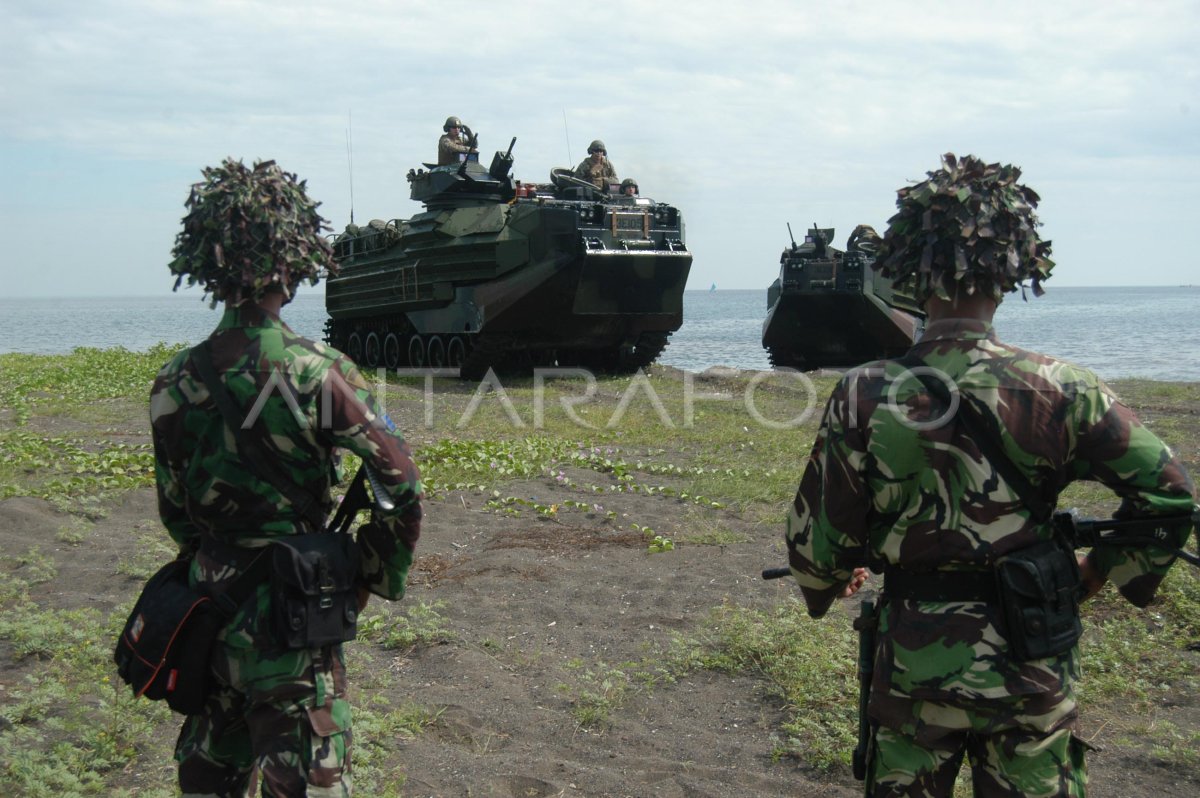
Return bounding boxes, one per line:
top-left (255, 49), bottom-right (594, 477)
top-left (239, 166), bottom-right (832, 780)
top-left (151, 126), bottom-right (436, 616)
top-left (1, 0), bottom-right (1198, 296)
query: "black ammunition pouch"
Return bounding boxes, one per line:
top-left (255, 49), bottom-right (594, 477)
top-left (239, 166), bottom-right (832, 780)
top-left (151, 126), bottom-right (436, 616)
top-left (995, 540), bottom-right (1083, 661)
top-left (271, 533), bottom-right (361, 650)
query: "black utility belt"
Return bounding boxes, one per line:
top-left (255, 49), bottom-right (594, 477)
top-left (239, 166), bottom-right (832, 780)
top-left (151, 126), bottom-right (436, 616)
top-left (884, 540), bottom-right (1084, 661)
top-left (884, 567), bottom-right (998, 603)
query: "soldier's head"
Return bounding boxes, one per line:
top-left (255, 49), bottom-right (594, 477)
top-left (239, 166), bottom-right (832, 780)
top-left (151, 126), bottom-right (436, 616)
top-left (621, 178), bottom-right (638, 196)
top-left (873, 153), bottom-right (1054, 306)
top-left (588, 139), bottom-right (607, 159)
top-left (168, 158), bottom-right (336, 307)
top-left (444, 115), bottom-right (464, 133)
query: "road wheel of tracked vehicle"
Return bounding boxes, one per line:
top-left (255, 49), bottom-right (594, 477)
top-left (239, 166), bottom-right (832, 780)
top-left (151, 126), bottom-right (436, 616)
top-left (427, 336), bottom-right (447, 368)
top-left (407, 335), bottom-right (425, 368)
top-left (383, 332), bottom-right (402, 370)
top-left (346, 332), bottom-right (364, 364)
top-left (364, 332), bottom-right (381, 368)
top-left (766, 347), bottom-right (805, 371)
top-left (613, 332), bottom-right (670, 374)
top-left (446, 336), bottom-right (467, 369)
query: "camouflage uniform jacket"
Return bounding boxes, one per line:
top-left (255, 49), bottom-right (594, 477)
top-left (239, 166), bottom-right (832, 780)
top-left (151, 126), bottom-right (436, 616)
top-left (438, 133), bottom-right (472, 166)
top-left (573, 156), bottom-right (618, 189)
top-left (151, 303), bottom-right (423, 614)
top-left (786, 317), bottom-right (1195, 721)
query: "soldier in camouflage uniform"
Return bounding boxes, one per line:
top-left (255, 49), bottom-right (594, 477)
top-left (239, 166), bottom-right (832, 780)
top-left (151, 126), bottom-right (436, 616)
top-left (785, 154), bottom-right (1196, 797)
top-left (573, 139), bottom-right (618, 189)
top-left (152, 158), bottom-right (423, 796)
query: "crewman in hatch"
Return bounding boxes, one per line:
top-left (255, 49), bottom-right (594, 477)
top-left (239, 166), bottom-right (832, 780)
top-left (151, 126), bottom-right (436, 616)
top-left (438, 116), bottom-right (477, 166)
top-left (573, 139), bottom-right (618, 189)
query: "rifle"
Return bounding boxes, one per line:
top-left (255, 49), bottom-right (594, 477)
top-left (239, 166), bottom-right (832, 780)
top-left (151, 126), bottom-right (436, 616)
top-left (851, 599), bottom-right (878, 782)
top-left (327, 462), bottom-right (395, 534)
top-left (1055, 509), bottom-right (1200, 568)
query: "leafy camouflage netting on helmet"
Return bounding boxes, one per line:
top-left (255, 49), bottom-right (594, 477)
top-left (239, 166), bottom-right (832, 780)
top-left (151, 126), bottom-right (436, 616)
top-left (871, 153), bottom-right (1055, 304)
top-left (169, 158), bottom-right (337, 306)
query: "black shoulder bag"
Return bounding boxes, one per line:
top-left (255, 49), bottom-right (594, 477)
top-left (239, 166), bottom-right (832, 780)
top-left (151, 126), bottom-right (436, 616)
top-left (113, 552), bottom-right (268, 715)
top-left (904, 363), bottom-right (1083, 661)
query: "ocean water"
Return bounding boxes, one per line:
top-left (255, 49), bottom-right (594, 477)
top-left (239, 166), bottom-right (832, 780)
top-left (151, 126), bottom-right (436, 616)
top-left (1, 287), bottom-right (1197, 381)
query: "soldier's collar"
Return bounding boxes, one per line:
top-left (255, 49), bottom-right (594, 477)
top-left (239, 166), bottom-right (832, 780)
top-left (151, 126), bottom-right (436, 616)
top-left (918, 317), bottom-right (996, 343)
top-left (216, 302), bottom-right (287, 331)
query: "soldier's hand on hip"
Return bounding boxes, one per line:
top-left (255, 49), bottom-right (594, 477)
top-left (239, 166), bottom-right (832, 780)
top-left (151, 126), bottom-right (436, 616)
top-left (1077, 553), bottom-right (1106, 602)
top-left (840, 567), bottom-right (870, 598)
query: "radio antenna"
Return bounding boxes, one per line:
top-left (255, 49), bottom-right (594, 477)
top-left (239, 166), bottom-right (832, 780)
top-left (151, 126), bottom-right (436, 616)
top-left (345, 110), bottom-right (355, 225)
top-left (562, 109), bottom-right (573, 165)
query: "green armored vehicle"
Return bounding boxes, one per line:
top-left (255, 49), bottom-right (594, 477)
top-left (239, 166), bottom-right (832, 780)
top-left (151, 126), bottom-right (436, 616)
top-left (761, 224), bottom-right (925, 370)
top-left (324, 138), bottom-right (692, 379)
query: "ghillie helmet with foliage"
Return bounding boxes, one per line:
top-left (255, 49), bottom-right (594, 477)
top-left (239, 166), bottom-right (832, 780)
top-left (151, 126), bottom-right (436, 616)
top-left (871, 153), bottom-right (1055, 304)
top-left (168, 158), bottom-right (337, 306)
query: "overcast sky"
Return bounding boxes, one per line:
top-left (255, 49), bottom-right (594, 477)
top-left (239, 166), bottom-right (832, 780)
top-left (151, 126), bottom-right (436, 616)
top-left (2, 0), bottom-right (1196, 298)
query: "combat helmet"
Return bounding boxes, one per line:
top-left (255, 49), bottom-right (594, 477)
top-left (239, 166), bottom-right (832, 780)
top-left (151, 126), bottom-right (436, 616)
top-left (588, 139), bottom-right (607, 154)
top-left (444, 115), bottom-right (464, 132)
top-left (873, 153), bottom-right (1055, 304)
top-left (168, 158), bottom-right (336, 307)
top-left (620, 178), bottom-right (638, 193)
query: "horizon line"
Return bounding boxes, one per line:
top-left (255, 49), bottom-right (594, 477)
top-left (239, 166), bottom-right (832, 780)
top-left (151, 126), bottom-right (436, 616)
top-left (1, 283), bottom-right (1196, 301)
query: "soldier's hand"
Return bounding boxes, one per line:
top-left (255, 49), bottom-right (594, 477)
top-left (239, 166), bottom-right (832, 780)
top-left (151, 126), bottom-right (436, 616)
top-left (1077, 552), bottom-right (1106, 602)
top-left (840, 567), bottom-right (870, 598)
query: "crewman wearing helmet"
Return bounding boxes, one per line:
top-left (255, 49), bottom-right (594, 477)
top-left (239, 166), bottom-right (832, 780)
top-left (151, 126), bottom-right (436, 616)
top-left (154, 158), bottom-right (424, 795)
top-left (438, 115), bottom-right (477, 166)
top-left (572, 139), bottom-right (618, 189)
top-left (620, 177), bottom-right (639, 197)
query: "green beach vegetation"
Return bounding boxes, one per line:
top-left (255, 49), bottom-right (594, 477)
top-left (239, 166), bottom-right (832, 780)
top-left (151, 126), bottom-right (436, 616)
top-left (0, 346), bottom-right (1197, 794)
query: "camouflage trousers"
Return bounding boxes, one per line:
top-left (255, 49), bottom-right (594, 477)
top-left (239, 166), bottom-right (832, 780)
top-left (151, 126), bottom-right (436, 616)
top-left (866, 696), bottom-right (1088, 797)
top-left (175, 639), bottom-right (352, 797)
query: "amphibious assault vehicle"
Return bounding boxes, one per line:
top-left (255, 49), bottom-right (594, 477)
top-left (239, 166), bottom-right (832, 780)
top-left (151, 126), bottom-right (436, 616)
top-left (324, 138), bottom-right (692, 379)
top-left (761, 225), bottom-right (925, 370)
